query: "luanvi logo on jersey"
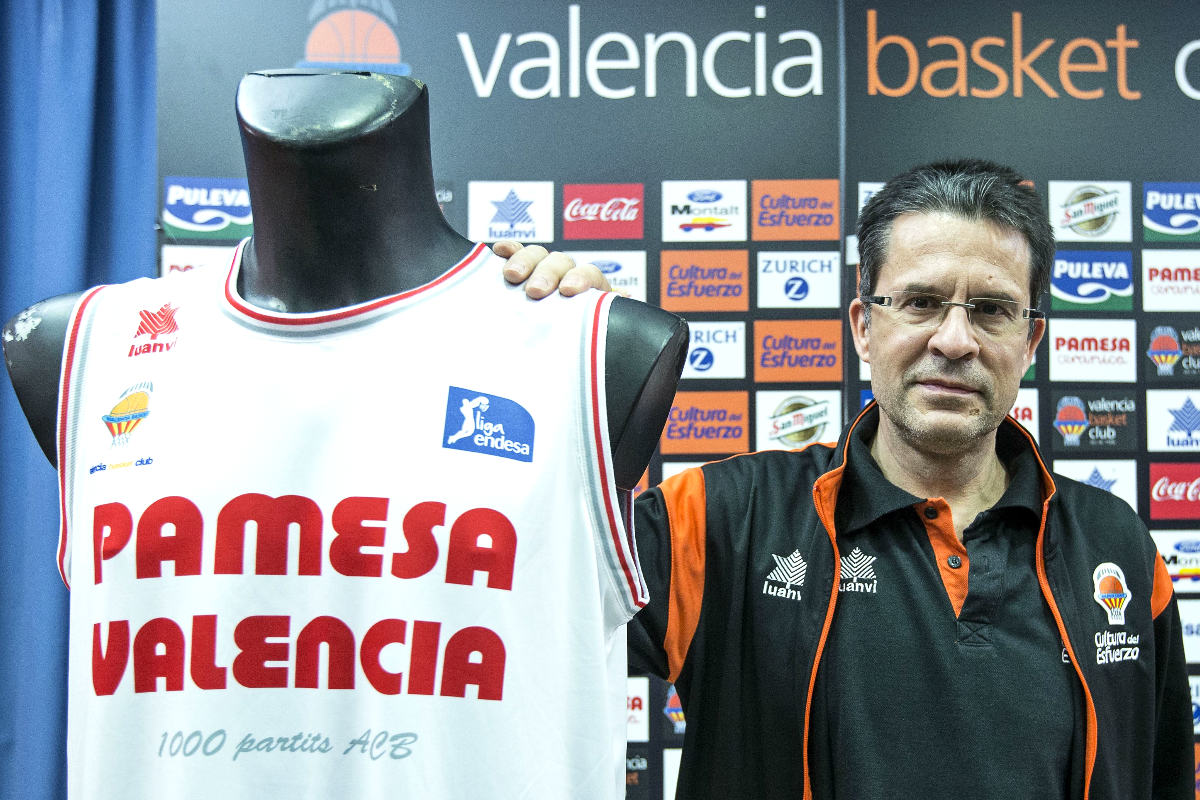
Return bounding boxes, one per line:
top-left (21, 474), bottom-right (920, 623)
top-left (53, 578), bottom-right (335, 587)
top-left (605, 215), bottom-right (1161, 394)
top-left (128, 304), bottom-right (180, 357)
top-left (762, 549), bottom-right (807, 601)
top-left (839, 547), bottom-right (877, 593)
top-left (443, 386), bottom-right (535, 462)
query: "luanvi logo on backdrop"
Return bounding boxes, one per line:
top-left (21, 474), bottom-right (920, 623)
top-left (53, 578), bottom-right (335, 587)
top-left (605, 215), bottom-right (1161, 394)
top-left (455, 5), bottom-right (824, 99)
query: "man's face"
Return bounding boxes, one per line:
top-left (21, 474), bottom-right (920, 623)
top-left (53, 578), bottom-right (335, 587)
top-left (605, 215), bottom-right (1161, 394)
top-left (848, 211), bottom-right (1045, 456)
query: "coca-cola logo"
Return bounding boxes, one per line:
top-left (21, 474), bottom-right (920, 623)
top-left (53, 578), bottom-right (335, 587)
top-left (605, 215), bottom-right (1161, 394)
top-left (1152, 477), bottom-right (1200, 502)
top-left (561, 183), bottom-right (644, 240)
top-left (1150, 463), bottom-right (1200, 520)
top-left (563, 196), bottom-right (640, 222)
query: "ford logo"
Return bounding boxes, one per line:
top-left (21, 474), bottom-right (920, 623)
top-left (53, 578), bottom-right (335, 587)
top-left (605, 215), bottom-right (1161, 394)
top-left (593, 260), bottom-right (621, 274)
top-left (1175, 540), bottom-right (1200, 553)
top-left (687, 190), bottom-right (722, 203)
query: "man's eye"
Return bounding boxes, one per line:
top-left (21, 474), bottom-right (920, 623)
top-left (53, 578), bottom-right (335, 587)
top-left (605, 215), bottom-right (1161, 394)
top-left (974, 300), bottom-right (1012, 318)
top-left (903, 294), bottom-right (938, 310)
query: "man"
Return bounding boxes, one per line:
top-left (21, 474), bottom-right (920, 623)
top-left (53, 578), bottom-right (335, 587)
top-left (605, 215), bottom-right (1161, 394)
top-left (498, 159), bottom-right (1191, 799)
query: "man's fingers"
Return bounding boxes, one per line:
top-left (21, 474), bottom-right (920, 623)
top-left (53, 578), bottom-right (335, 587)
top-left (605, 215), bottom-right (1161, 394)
top-left (558, 262), bottom-right (612, 296)
top-left (524, 252), bottom-right (579, 298)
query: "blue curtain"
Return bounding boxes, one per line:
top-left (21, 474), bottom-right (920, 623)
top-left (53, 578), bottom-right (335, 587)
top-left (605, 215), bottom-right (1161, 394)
top-left (0, 2), bottom-right (156, 798)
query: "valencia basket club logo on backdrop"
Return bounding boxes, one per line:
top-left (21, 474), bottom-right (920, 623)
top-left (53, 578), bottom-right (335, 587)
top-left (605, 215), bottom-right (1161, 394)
top-left (297, 0), bottom-right (411, 74)
top-left (442, 387), bottom-right (535, 462)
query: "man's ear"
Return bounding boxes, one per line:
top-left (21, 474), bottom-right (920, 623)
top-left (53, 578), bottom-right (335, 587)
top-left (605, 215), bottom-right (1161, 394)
top-left (1023, 316), bottom-right (1045, 370)
top-left (848, 297), bottom-right (871, 364)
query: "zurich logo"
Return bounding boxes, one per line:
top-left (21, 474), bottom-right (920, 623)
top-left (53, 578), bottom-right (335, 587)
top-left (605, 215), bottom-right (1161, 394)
top-left (784, 277), bottom-right (810, 301)
top-left (689, 347), bottom-right (714, 371)
top-left (687, 190), bottom-right (722, 203)
top-left (443, 386), bottom-right (534, 462)
top-left (593, 260), bottom-right (622, 275)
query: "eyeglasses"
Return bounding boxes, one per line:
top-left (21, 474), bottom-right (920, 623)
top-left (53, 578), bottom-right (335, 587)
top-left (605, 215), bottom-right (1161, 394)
top-left (861, 291), bottom-right (1046, 338)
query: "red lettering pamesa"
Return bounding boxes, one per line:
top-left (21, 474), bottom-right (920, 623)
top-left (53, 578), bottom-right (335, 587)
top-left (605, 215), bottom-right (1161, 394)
top-left (92, 494), bottom-right (516, 589)
top-left (1054, 336), bottom-right (1131, 352)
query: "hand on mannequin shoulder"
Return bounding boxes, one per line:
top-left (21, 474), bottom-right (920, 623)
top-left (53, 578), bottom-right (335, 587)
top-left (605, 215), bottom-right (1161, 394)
top-left (495, 240), bottom-right (613, 298)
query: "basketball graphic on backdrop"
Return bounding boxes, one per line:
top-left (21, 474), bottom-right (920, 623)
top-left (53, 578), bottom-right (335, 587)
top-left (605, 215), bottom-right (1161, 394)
top-left (301, 9), bottom-right (409, 74)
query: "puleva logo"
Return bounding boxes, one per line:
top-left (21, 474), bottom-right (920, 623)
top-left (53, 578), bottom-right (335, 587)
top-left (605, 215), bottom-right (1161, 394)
top-left (102, 382), bottom-right (152, 446)
top-left (443, 386), bottom-right (534, 462)
top-left (161, 178), bottom-right (252, 241)
top-left (1092, 562), bottom-right (1131, 626)
top-left (1050, 250), bottom-right (1133, 310)
top-left (297, 0), bottom-right (410, 75)
top-left (762, 549), bottom-right (807, 602)
top-left (1143, 182), bottom-right (1200, 243)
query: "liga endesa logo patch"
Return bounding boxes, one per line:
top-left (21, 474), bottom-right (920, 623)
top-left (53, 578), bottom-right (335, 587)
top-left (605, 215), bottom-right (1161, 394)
top-left (442, 387), bottom-right (535, 462)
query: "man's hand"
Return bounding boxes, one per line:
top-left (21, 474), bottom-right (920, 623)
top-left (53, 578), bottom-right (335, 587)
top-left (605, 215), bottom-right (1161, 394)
top-left (494, 240), bottom-right (613, 298)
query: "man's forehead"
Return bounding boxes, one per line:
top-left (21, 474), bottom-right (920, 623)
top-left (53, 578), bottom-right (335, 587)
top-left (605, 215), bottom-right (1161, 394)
top-left (881, 212), bottom-right (1032, 290)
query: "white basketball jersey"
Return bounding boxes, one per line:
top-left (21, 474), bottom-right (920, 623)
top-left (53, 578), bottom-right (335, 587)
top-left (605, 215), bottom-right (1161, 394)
top-left (56, 241), bottom-right (647, 800)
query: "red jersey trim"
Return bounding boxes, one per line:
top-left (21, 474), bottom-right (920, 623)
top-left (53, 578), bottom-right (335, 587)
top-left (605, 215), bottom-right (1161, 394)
top-left (57, 285), bottom-right (108, 589)
top-left (223, 240), bottom-right (489, 328)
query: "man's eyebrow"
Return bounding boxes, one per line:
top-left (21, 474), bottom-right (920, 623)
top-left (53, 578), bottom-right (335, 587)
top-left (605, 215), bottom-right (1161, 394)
top-left (892, 282), bottom-right (1023, 302)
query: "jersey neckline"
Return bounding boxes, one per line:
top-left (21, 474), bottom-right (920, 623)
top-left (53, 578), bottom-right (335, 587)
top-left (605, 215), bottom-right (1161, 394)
top-left (223, 238), bottom-right (490, 330)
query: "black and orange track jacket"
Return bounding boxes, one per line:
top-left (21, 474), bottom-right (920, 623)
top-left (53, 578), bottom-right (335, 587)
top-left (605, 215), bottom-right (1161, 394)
top-left (628, 403), bottom-right (1192, 800)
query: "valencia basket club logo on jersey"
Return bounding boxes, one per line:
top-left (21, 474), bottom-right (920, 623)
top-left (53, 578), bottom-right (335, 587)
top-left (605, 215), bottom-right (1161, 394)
top-left (1092, 562), bottom-right (1131, 626)
top-left (443, 386), bottom-right (534, 462)
top-left (102, 382), bottom-right (152, 446)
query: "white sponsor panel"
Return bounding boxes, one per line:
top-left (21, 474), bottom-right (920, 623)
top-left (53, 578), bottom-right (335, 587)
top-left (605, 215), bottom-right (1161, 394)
top-left (682, 322), bottom-right (746, 380)
top-left (626, 676), bottom-right (649, 743)
top-left (1052, 459), bottom-right (1138, 513)
top-left (1191, 675), bottom-right (1200, 734)
top-left (467, 181), bottom-right (554, 242)
top-left (755, 390), bottom-right (841, 451)
top-left (1150, 530), bottom-right (1200, 591)
top-left (660, 461), bottom-right (707, 481)
top-left (1179, 598), bottom-right (1200, 664)
top-left (1049, 318), bottom-right (1137, 383)
top-left (661, 180), bottom-right (747, 242)
top-left (1142, 249), bottom-right (1200, 312)
top-left (662, 748), bottom-right (682, 800)
top-left (563, 250), bottom-right (647, 302)
top-left (1010, 387), bottom-right (1040, 445)
top-left (857, 182), bottom-right (884, 214)
top-left (1048, 180), bottom-right (1132, 243)
top-left (756, 251), bottom-right (841, 308)
top-left (1147, 389), bottom-right (1200, 451)
top-left (159, 244), bottom-right (237, 278)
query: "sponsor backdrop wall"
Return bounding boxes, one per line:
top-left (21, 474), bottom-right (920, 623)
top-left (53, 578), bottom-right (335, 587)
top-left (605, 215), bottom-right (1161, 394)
top-left (158, 0), bottom-right (1200, 794)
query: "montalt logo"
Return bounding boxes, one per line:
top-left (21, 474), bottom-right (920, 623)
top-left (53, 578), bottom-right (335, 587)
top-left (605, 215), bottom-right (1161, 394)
top-left (296, 0), bottom-right (410, 75)
top-left (161, 177), bottom-right (252, 241)
top-left (443, 386), bottom-right (535, 462)
top-left (456, 5), bottom-right (823, 100)
top-left (763, 549), bottom-right (807, 602)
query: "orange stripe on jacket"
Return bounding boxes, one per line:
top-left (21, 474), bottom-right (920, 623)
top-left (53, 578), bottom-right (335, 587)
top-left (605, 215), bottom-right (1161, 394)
top-left (658, 468), bottom-right (708, 683)
top-left (1151, 552), bottom-right (1174, 619)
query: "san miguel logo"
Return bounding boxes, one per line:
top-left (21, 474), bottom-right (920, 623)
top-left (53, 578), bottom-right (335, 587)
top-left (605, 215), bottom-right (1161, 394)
top-left (562, 183), bottom-right (643, 239)
top-left (442, 386), bottom-right (535, 462)
top-left (765, 394), bottom-right (832, 448)
top-left (1048, 181), bottom-right (1131, 242)
top-left (128, 304), bottom-right (180, 358)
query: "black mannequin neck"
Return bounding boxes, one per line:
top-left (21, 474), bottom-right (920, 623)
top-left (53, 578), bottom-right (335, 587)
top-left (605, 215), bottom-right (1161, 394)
top-left (235, 70), bottom-right (474, 313)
